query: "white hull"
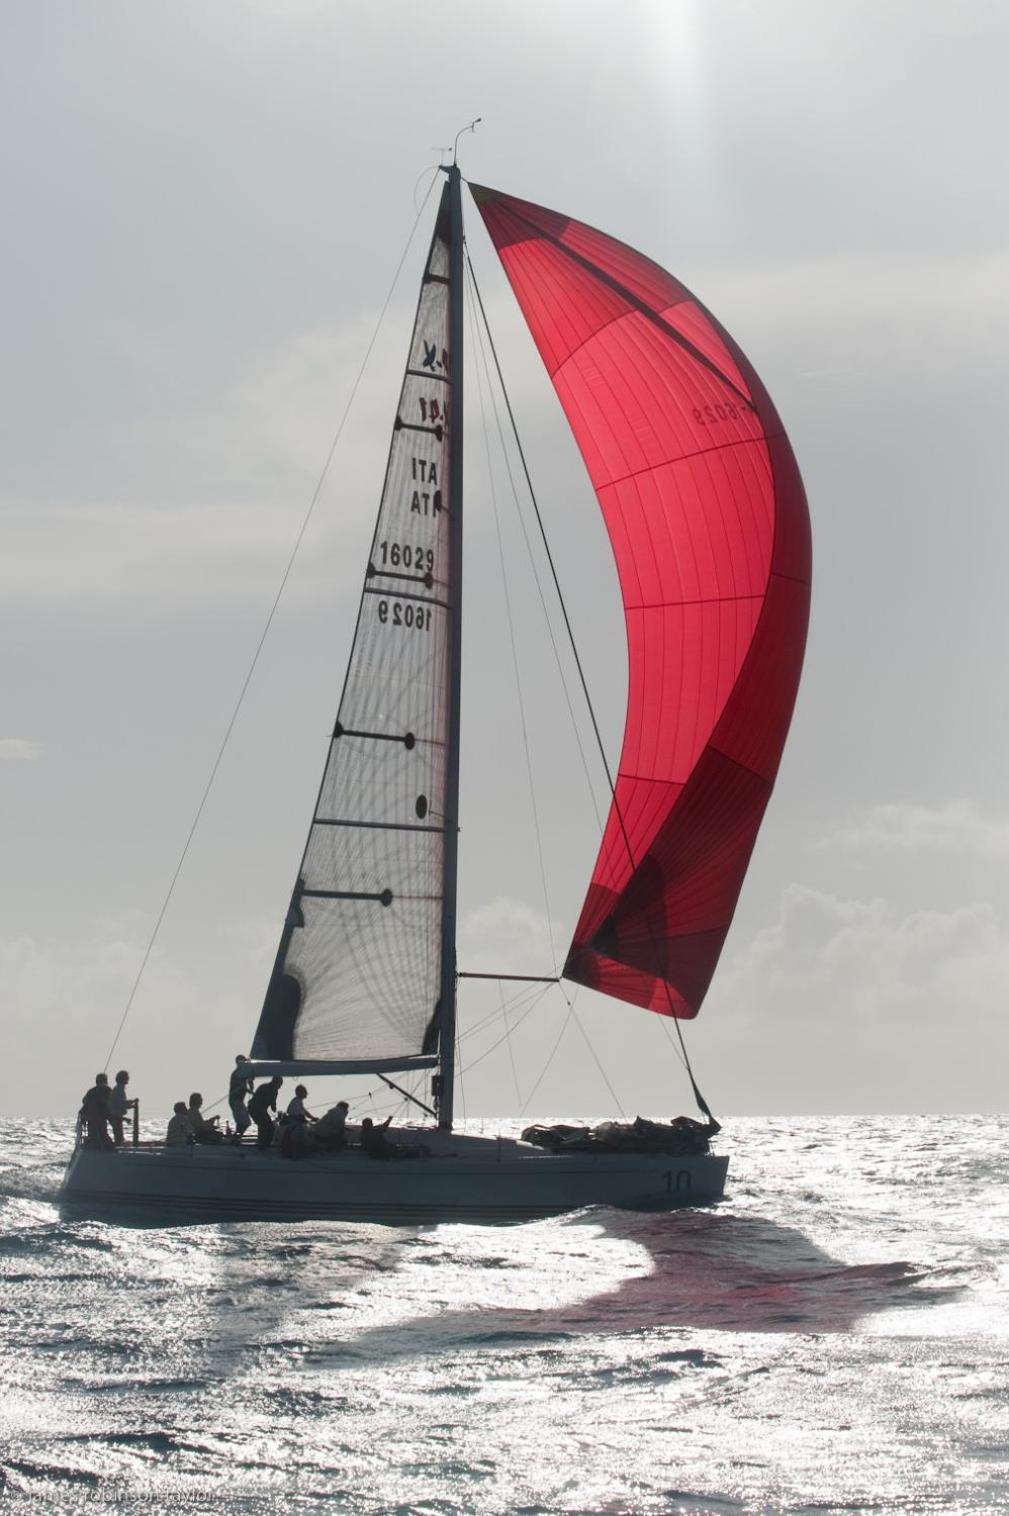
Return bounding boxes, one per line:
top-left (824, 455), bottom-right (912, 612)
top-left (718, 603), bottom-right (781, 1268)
top-left (60, 1132), bottom-right (727, 1225)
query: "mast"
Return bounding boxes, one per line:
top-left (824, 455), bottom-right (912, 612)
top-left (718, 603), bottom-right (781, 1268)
top-left (435, 162), bottom-right (465, 1130)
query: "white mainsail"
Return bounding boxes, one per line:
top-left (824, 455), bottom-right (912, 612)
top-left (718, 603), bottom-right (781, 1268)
top-left (252, 187), bottom-right (456, 1074)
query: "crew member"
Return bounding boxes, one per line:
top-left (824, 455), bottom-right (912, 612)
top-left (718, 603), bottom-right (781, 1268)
top-left (165, 1102), bottom-right (192, 1146)
top-left (108, 1070), bottom-right (137, 1146)
top-left (228, 1055), bottom-right (254, 1138)
top-left (315, 1100), bottom-right (350, 1152)
top-left (187, 1092), bottom-right (221, 1144)
top-left (248, 1076), bottom-right (283, 1150)
top-left (360, 1115), bottom-right (396, 1160)
top-left (286, 1085), bottom-right (317, 1124)
top-left (79, 1073), bottom-right (114, 1151)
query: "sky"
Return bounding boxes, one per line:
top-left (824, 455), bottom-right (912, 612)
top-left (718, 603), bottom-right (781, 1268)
top-left (2, 0), bottom-right (1008, 1122)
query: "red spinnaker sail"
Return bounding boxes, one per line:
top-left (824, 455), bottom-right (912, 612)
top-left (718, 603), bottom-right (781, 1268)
top-left (472, 185), bottom-right (811, 1019)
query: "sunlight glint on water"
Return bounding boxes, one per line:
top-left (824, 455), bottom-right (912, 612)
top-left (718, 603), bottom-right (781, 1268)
top-left (2, 1115), bottom-right (1008, 1513)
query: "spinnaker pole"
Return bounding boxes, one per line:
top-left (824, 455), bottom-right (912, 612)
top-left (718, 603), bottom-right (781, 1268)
top-left (435, 162), bottom-right (465, 1130)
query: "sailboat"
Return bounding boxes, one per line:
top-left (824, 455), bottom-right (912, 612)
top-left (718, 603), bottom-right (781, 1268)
top-left (61, 164), bottom-right (810, 1223)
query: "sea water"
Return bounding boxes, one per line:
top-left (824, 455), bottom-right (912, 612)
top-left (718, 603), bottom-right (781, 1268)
top-left (2, 1115), bottom-right (1007, 1514)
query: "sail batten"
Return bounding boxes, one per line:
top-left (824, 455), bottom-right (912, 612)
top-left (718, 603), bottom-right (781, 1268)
top-left (473, 184), bottom-right (811, 1022)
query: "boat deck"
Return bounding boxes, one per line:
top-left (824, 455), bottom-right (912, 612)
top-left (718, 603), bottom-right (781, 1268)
top-left (60, 1131), bottom-right (728, 1225)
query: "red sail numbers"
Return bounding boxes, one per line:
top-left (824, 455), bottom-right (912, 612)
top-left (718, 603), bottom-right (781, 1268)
top-left (472, 185), bottom-right (812, 1020)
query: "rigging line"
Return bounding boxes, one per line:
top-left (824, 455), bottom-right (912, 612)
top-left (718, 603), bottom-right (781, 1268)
top-left (469, 253), bottom-right (637, 1114)
top-left (364, 1066), bottom-right (434, 1119)
top-left (454, 953), bottom-right (560, 1067)
top-left (484, 199), bottom-right (756, 412)
top-left (413, 163), bottom-right (442, 213)
top-left (455, 988), bottom-right (550, 1079)
top-left (658, 1013), bottom-right (690, 1075)
top-left (460, 254), bottom-right (599, 836)
top-left (459, 983), bottom-right (545, 1041)
top-left (456, 1026), bottom-right (467, 1122)
top-left (455, 981), bottom-right (551, 1058)
top-left (102, 175), bottom-right (442, 1072)
top-left (519, 994), bottom-right (576, 1115)
top-left (501, 981), bottom-right (524, 1109)
top-left (468, 257), bottom-right (641, 1117)
top-left (369, 1068), bottom-right (438, 1121)
top-left (467, 251), bottom-right (647, 931)
top-left (466, 252), bottom-right (619, 803)
top-left (466, 273), bottom-right (559, 973)
top-left (360, 1079), bottom-right (412, 1117)
top-left (570, 999), bottom-right (625, 1117)
top-left (378, 1073), bottom-right (435, 1119)
top-left (659, 1012), bottom-right (713, 1119)
top-left (456, 996), bottom-right (528, 1049)
top-left (466, 251), bottom-right (713, 1119)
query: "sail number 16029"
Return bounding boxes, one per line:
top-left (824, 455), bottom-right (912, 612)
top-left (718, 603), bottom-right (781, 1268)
top-left (377, 540), bottom-right (435, 573)
top-left (377, 600), bottom-right (433, 632)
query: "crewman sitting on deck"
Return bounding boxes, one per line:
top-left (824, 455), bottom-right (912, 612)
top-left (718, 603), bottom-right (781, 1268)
top-left (360, 1115), bottom-right (396, 1160)
top-left (358, 1115), bottom-right (428, 1161)
top-left (187, 1093), bottom-right (222, 1144)
top-left (165, 1102), bottom-right (192, 1146)
top-left (315, 1099), bottom-right (350, 1152)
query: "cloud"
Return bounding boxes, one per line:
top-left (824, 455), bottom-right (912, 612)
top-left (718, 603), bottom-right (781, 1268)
top-left (458, 895), bottom-right (562, 978)
top-left (0, 310), bottom-right (407, 615)
top-left (138, 316), bottom-right (396, 498)
top-left (0, 489), bottom-right (372, 623)
top-left (704, 249), bottom-right (1009, 385)
top-left (0, 738), bottom-right (42, 761)
top-left (451, 881), bottom-right (1009, 1116)
top-left (714, 883), bottom-right (1009, 1035)
top-left (678, 879), bottom-right (1009, 1110)
top-left (821, 800), bottom-right (1009, 858)
top-left (1, 918), bottom-right (264, 1118)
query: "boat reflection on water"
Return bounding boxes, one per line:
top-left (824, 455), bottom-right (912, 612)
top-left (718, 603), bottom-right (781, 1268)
top-left (264, 1207), bottom-right (951, 1365)
top-left (552, 1209), bottom-right (938, 1336)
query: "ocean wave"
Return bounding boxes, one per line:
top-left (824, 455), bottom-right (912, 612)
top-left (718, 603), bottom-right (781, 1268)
top-left (2, 1114), bottom-right (1008, 1513)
